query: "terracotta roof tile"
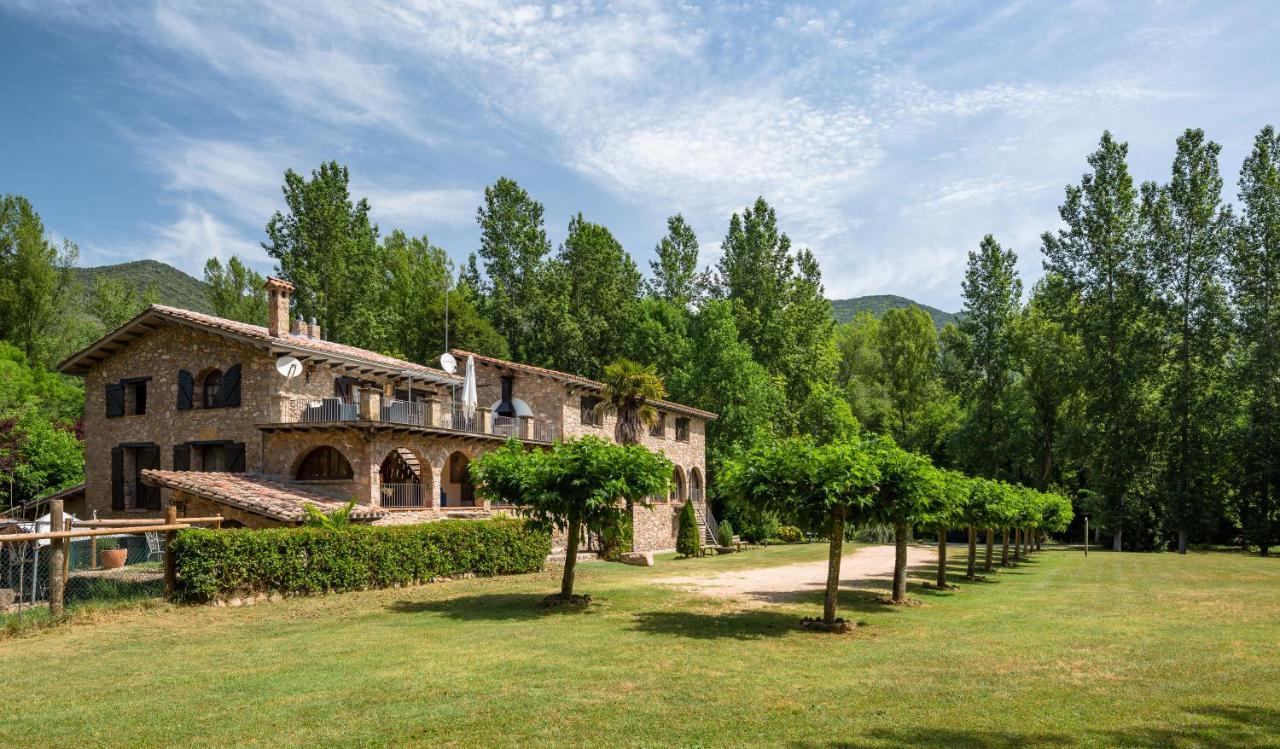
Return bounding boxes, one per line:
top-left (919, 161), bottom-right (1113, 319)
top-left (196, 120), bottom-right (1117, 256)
top-left (141, 470), bottom-right (387, 522)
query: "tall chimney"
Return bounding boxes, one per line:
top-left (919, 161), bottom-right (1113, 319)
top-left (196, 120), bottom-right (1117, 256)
top-left (264, 277), bottom-right (295, 337)
top-left (308, 316), bottom-right (322, 340)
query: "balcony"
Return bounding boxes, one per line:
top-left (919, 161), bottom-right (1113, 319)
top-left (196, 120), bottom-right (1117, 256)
top-left (280, 391), bottom-right (559, 443)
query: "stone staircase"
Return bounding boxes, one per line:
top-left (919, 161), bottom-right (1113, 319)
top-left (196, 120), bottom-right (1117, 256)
top-left (691, 501), bottom-right (720, 546)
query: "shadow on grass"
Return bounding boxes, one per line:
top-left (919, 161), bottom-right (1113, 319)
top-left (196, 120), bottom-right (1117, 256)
top-left (387, 592), bottom-right (590, 621)
top-left (786, 703), bottom-right (1280, 749)
top-left (629, 608), bottom-right (816, 640)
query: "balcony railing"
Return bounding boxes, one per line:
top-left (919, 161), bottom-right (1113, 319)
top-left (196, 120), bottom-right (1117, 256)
top-left (288, 392), bottom-right (559, 442)
top-left (381, 399), bottom-right (425, 426)
top-left (380, 483), bottom-right (426, 508)
top-left (301, 396), bottom-right (357, 423)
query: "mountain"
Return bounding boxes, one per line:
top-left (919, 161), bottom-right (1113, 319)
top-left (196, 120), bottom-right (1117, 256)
top-left (74, 260), bottom-right (214, 314)
top-left (829, 295), bottom-right (958, 330)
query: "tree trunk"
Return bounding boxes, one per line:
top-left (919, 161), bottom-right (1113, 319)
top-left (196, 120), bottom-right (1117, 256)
top-left (1001, 527), bottom-right (1010, 566)
top-left (1178, 529), bottom-right (1187, 555)
top-left (824, 506), bottom-right (846, 625)
top-left (893, 521), bottom-right (909, 603)
top-left (1112, 530), bottom-right (1123, 552)
top-left (560, 507), bottom-right (582, 598)
top-left (1013, 528), bottom-right (1022, 561)
top-left (936, 525), bottom-right (948, 588)
top-left (966, 526), bottom-right (977, 578)
top-left (984, 527), bottom-right (994, 572)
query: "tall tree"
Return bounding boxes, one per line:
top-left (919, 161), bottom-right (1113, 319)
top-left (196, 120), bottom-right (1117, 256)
top-left (87, 275), bottom-right (158, 331)
top-left (204, 256), bottom-right (268, 325)
top-left (954, 235), bottom-right (1023, 479)
top-left (1042, 132), bottom-right (1162, 550)
top-left (1231, 125), bottom-right (1280, 556)
top-left (836, 312), bottom-right (893, 434)
top-left (648, 213), bottom-right (705, 308)
top-left (473, 177), bottom-right (553, 362)
top-left (263, 161), bottom-right (385, 350)
top-left (1145, 129), bottom-right (1234, 553)
top-left (1014, 276), bottom-right (1083, 491)
top-left (876, 306), bottom-right (958, 457)
top-left (0, 195), bottom-right (79, 366)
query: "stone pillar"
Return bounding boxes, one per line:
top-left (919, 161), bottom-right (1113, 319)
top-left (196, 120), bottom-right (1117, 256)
top-left (519, 415), bottom-right (533, 440)
top-left (269, 391), bottom-right (293, 423)
top-left (358, 387), bottom-right (381, 421)
top-left (476, 406), bottom-right (492, 434)
top-left (421, 397), bottom-right (439, 428)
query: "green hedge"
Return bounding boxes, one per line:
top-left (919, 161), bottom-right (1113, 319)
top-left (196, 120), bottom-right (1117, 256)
top-left (172, 518), bottom-right (551, 602)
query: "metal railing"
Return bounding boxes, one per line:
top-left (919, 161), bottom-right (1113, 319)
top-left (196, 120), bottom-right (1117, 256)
top-left (379, 483), bottom-right (426, 508)
top-left (301, 396), bottom-right (358, 423)
top-left (380, 399), bottom-right (425, 426)
top-left (492, 415), bottom-right (518, 438)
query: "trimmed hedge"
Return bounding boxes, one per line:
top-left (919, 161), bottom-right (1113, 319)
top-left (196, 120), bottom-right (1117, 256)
top-left (776, 525), bottom-right (804, 544)
top-left (172, 518), bottom-right (551, 602)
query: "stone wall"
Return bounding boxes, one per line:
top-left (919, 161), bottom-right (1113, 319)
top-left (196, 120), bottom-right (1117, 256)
top-left (632, 502), bottom-right (680, 553)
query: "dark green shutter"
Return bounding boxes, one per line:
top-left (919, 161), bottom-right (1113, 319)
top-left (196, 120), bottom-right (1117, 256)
top-left (139, 445), bottom-right (162, 510)
top-left (105, 383), bottom-right (125, 417)
top-left (173, 444), bottom-right (191, 471)
top-left (225, 442), bottom-right (246, 473)
top-left (111, 446), bottom-right (125, 510)
top-left (219, 364), bottom-right (242, 407)
top-left (177, 370), bottom-right (194, 410)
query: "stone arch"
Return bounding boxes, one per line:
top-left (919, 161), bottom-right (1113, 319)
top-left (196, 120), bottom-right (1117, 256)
top-left (441, 450), bottom-right (476, 507)
top-left (689, 467), bottom-right (704, 503)
top-left (294, 445), bottom-right (355, 481)
top-left (670, 465), bottom-right (686, 502)
top-left (378, 447), bottom-right (430, 508)
top-left (220, 519), bottom-right (246, 529)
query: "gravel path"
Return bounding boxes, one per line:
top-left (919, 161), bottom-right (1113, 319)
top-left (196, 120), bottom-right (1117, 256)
top-left (650, 543), bottom-right (941, 604)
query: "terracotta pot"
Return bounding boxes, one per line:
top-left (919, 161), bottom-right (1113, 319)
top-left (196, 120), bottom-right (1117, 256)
top-left (100, 548), bottom-right (128, 570)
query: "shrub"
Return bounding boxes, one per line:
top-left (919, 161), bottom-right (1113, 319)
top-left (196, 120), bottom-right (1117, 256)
top-left (676, 501), bottom-right (701, 557)
top-left (776, 525), bottom-right (804, 544)
top-left (716, 518), bottom-right (734, 546)
top-left (96, 536), bottom-right (119, 550)
top-left (171, 517), bottom-right (551, 602)
top-left (728, 505), bottom-right (780, 544)
top-left (600, 512), bottom-right (634, 562)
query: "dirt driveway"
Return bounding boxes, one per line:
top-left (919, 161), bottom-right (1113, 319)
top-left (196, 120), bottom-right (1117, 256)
top-left (650, 544), bottom-right (940, 605)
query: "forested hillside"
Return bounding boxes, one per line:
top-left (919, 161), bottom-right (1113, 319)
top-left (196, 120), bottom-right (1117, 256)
top-left (73, 259), bottom-right (213, 314)
top-left (829, 294), bottom-right (957, 329)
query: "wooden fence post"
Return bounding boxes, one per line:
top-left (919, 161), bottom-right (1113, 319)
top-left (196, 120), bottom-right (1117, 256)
top-left (48, 499), bottom-right (65, 616)
top-left (164, 505), bottom-right (178, 599)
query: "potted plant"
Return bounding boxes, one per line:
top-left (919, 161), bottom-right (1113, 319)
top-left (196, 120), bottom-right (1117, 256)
top-left (98, 537), bottom-right (128, 570)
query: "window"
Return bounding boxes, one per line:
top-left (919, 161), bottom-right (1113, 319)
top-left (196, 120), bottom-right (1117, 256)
top-left (111, 443), bottom-right (160, 510)
top-left (649, 413), bottom-right (666, 438)
top-left (107, 378), bottom-right (150, 417)
top-left (296, 446), bottom-right (354, 481)
top-left (201, 370), bottom-right (223, 409)
top-left (675, 417), bottom-right (690, 442)
top-left (579, 396), bottom-right (602, 426)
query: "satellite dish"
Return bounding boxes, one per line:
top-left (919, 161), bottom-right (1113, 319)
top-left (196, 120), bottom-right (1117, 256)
top-left (439, 352), bottom-right (457, 374)
top-left (276, 355), bottom-right (303, 378)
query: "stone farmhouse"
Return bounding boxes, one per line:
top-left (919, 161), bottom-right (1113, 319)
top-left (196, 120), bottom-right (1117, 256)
top-left (55, 278), bottom-right (716, 553)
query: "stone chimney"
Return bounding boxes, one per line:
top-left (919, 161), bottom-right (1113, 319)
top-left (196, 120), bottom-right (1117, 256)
top-left (308, 316), bottom-right (322, 340)
top-left (265, 277), bottom-right (295, 337)
top-left (292, 316), bottom-right (304, 335)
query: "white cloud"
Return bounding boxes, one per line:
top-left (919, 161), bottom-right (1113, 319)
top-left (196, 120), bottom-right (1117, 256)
top-left (359, 187), bottom-right (481, 229)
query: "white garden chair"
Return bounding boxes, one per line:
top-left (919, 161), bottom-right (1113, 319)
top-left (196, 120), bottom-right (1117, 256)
top-left (145, 532), bottom-right (164, 562)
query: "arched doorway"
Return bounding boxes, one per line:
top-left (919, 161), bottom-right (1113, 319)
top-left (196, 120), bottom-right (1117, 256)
top-left (669, 466), bottom-right (686, 502)
top-left (689, 468), bottom-right (704, 503)
top-left (442, 451), bottom-right (475, 507)
top-left (379, 447), bottom-right (426, 507)
top-left (295, 446), bottom-right (354, 481)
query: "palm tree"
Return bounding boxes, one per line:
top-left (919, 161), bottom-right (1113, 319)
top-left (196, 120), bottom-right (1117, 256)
top-left (596, 359), bottom-right (667, 446)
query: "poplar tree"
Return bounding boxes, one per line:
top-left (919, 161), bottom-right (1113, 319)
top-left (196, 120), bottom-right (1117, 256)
top-left (204, 256), bottom-right (267, 326)
top-left (648, 213), bottom-right (705, 308)
top-left (1041, 132), bottom-right (1161, 551)
top-left (1231, 125), bottom-right (1280, 556)
top-left (0, 195), bottom-right (79, 366)
top-left (473, 177), bottom-right (552, 362)
top-left (1145, 129), bottom-right (1234, 553)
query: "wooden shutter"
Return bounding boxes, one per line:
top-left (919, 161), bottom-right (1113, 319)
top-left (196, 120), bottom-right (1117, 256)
top-left (139, 445), bottom-right (162, 510)
top-left (111, 446), bottom-right (125, 509)
top-left (219, 364), bottom-right (242, 407)
top-left (176, 370), bottom-right (194, 410)
top-left (225, 442), bottom-right (246, 473)
top-left (172, 444), bottom-right (191, 471)
top-left (105, 383), bottom-right (125, 418)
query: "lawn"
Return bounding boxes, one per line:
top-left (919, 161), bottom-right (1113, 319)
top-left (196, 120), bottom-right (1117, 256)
top-left (3, 544), bottom-right (1279, 748)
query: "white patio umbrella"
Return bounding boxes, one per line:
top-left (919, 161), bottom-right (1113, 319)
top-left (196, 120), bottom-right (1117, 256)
top-left (462, 355), bottom-right (478, 420)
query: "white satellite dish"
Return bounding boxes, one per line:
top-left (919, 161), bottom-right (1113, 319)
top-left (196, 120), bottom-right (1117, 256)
top-left (276, 355), bottom-right (303, 378)
top-left (439, 352), bottom-right (457, 374)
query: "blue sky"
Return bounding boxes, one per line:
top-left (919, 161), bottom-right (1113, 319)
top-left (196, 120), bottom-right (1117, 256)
top-left (2, 1), bottom-right (1276, 311)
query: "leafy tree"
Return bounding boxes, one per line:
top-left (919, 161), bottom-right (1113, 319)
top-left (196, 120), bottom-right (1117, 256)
top-left (263, 161), bottom-right (386, 350)
top-left (876, 306), bottom-right (959, 457)
top-left (204, 256), bottom-right (268, 325)
top-left (648, 213), bottom-right (706, 308)
top-left (88, 274), bottom-right (158, 330)
top-left (676, 498), bottom-right (701, 557)
top-left (1231, 125), bottom-right (1280, 555)
top-left (473, 177), bottom-right (553, 362)
top-left (1, 410), bottom-right (83, 509)
top-left (0, 195), bottom-right (79, 366)
top-left (382, 230), bottom-right (508, 363)
top-left (953, 235), bottom-right (1023, 479)
top-left (836, 312), bottom-right (893, 432)
top-left (1042, 132), bottom-right (1162, 551)
top-left (721, 436), bottom-right (881, 629)
top-left (471, 437), bottom-right (671, 601)
top-left (620, 297), bottom-right (693, 393)
top-left (1014, 276), bottom-right (1083, 490)
top-left (867, 439), bottom-right (940, 603)
top-left (0, 342), bottom-right (84, 423)
top-left (920, 468), bottom-right (968, 589)
top-left (1144, 129), bottom-right (1235, 553)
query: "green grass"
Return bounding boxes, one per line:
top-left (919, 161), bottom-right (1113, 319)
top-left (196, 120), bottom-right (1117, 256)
top-left (2, 545), bottom-right (1278, 748)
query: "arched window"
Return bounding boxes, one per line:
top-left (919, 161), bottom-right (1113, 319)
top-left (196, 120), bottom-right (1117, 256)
top-left (690, 468), bottom-right (704, 502)
top-left (669, 467), bottom-right (686, 502)
top-left (296, 446), bottom-right (354, 481)
top-left (201, 369), bottom-right (223, 409)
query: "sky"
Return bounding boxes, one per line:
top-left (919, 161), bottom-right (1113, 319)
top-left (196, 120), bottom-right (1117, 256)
top-left (1, 1), bottom-right (1277, 312)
